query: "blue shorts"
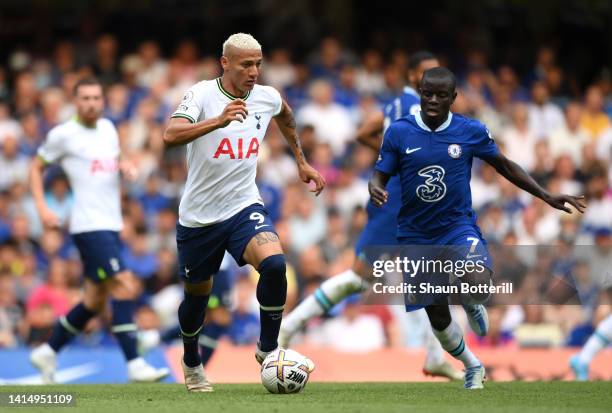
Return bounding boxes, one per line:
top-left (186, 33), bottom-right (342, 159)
top-left (72, 231), bottom-right (126, 283)
top-left (177, 203), bottom-right (276, 283)
top-left (399, 225), bottom-right (492, 312)
top-left (355, 175), bottom-right (401, 260)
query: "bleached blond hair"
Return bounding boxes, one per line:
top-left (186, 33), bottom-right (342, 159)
top-left (222, 33), bottom-right (262, 56)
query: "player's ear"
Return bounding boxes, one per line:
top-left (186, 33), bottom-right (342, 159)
top-left (220, 55), bottom-right (229, 70)
top-left (451, 91), bottom-right (457, 104)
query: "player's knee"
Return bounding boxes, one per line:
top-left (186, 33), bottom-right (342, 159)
top-left (461, 268), bottom-right (493, 305)
top-left (258, 254), bottom-right (286, 280)
top-left (83, 294), bottom-right (106, 313)
top-left (256, 254), bottom-right (287, 304)
top-left (109, 271), bottom-right (139, 300)
top-left (185, 279), bottom-right (213, 296)
top-left (425, 304), bottom-right (452, 331)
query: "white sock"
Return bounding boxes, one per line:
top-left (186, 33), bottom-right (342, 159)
top-left (282, 269), bottom-right (367, 335)
top-left (578, 314), bottom-right (612, 364)
top-left (424, 326), bottom-right (446, 366)
top-left (433, 320), bottom-right (480, 368)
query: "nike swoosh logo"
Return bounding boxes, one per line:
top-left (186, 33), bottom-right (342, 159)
top-left (466, 253), bottom-right (482, 259)
top-left (1, 362), bottom-right (99, 384)
top-left (405, 147), bottom-right (422, 154)
top-left (255, 224), bottom-right (269, 230)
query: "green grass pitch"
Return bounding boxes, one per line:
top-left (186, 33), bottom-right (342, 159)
top-left (2, 382), bottom-right (611, 413)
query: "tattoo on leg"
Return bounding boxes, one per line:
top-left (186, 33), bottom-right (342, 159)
top-left (255, 233), bottom-right (269, 246)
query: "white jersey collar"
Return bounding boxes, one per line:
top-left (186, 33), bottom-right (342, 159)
top-left (415, 111), bottom-right (453, 132)
top-left (403, 86), bottom-right (419, 98)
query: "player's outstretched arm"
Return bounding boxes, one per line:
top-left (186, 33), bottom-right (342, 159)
top-left (163, 99), bottom-right (249, 147)
top-left (274, 100), bottom-right (326, 196)
top-left (368, 170), bottom-right (391, 207)
top-left (29, 156), bottom-right (60, 229)
top-left (485, 152), bottom-right (586, 214)
top-left (355, 111), bottom-right (384, 151)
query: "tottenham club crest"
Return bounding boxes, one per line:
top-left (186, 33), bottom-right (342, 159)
top-left (448, 144), bottom-right (462, 159)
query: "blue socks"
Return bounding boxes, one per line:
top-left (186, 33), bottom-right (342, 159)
top-left (110, 300), bottom-right (138, 361)
top-left (49, 302), bottom-right (97, 352)
top-left (256, 254), bottom-right (287, 352)
top-left (178, 292), bottom-right (210, 367)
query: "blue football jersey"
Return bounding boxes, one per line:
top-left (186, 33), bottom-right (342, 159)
top-left (366, 87), bottom-right (422, 218)
top-left (383, 86), bottom-right (421, 131)
top-left (375, 112), bottom-right (499, 237)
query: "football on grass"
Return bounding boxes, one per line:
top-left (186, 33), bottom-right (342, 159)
top-left (261, 348), bottom-right (314, 394)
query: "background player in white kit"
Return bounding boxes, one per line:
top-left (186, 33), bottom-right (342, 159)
top-left (29, 78), bottom-right (169, 383)
top-left (163, 33), bottom-right (325, 392)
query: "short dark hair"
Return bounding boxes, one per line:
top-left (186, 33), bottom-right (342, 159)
top-left (73, 77), bottom-right (102, 96)
top-left (422, 67), bottom-right (457, 91)
top-left (408, 51), bottom-right (437, 70)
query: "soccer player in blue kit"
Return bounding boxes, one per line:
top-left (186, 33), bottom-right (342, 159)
top-left (370, 67), bottom-right (586, 389)
top-left (281, 52), bottom-right (468, 380)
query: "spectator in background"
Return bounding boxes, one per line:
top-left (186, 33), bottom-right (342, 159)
top-left (287, 190), bottom-right (327, 253)
top-left (135, 40), bottom-right (168, 89)
top-left (122, 229), bottom-right (158, 280)
top-left (0, 273), bottom-right (25, 348)
top-left (18, 111), bottom-right (42, 157)
top-left (549, 102), bottom-right (588, 166)
top-left (261, 48), bottom-right (296, 91)
top-left (354, 49), bottom-right (386, 96)
top-left (93, 34), bottom-right (120, 86)
top-left (227, 277), bottom-right (260, 345)
top-left (581, 86), bottom-right (611, 141)
top-left (497, 65), bottom-right (529, 102)
top-left (44, 175), bottom-right (73, 229)
top-left (297, 79), bottom-right (355, 157)
top-left (308, 37), bottom-right (350, 80)
top-left (334, 65), bottom-right (361, 109)
top-left (528, 81), bottom-right (564, 140)
top-left (501, 104), bottom-right (538, 171)
top-left (258, 123), bottom-right (299, 188)
top-left (311, 294), bottom-right (386, 352)
top-left (0, 135), bottom-right (30, 192)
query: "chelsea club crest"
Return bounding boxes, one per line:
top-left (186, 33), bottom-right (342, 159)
top-left (448, 144), bottom-right (462, 159)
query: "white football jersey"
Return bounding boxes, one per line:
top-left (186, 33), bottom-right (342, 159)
top-left (172, 78), bottom-right (282, 227)
top-left (37, 117), bottom-right (123, 234)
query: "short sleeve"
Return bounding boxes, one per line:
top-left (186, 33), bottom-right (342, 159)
top-left (269, 87), bottom-right (283, 116)
top-left (37, 128), bottom-right (65, 164)
top-left (171, 85), bottom-right (203, 123)
top-left (375, 124), bottom-right (400, 175)
top-left (473, 123), bottom-right (499, 160)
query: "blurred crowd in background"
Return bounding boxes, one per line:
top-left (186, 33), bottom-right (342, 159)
top-left (0, 33), bottom-right (611, 355)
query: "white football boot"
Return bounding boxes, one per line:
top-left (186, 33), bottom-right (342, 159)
top-left (464, 365), bottom-right (486, 389)
top-left (127, 357), bottom-right (170, 382)
top-left (30, 343), bottom-right (57, 384)
top-left (181, 359), bottom-right (213, 392)
top-left (463, 304), bottom-right (489, 337)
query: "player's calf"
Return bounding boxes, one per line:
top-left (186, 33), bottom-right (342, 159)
top-left (256, 254), bottom-right (287, 354)
top-left (179, 280), bottom-right (213, 368)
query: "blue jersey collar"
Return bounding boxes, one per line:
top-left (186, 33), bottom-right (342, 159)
top-left (415, 111), bottom-right (453, 132)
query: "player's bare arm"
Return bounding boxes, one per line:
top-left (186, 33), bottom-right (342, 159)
top-left (485, 152), bottom-right (586, 214)
top-left (29, 156), bottom-right (60, 229)
top-left (163, 99), bottom-right (249, 147)
top-left (274, 99), bottom-right (326, 196)
top-left (368, 170), bottom-right (390, 207)
top-left (355, 111), bottom-right (384, 151)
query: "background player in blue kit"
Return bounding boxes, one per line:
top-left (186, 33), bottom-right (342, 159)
top-left (280, 52), bottom-right (469, 380)
top-left (370, 67), bottom-right (586, 389)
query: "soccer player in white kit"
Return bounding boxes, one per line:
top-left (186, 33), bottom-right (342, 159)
top-left (29, 78), bottom-right (169, 383)
top-left (163, 33), bottom-right (325, 392)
